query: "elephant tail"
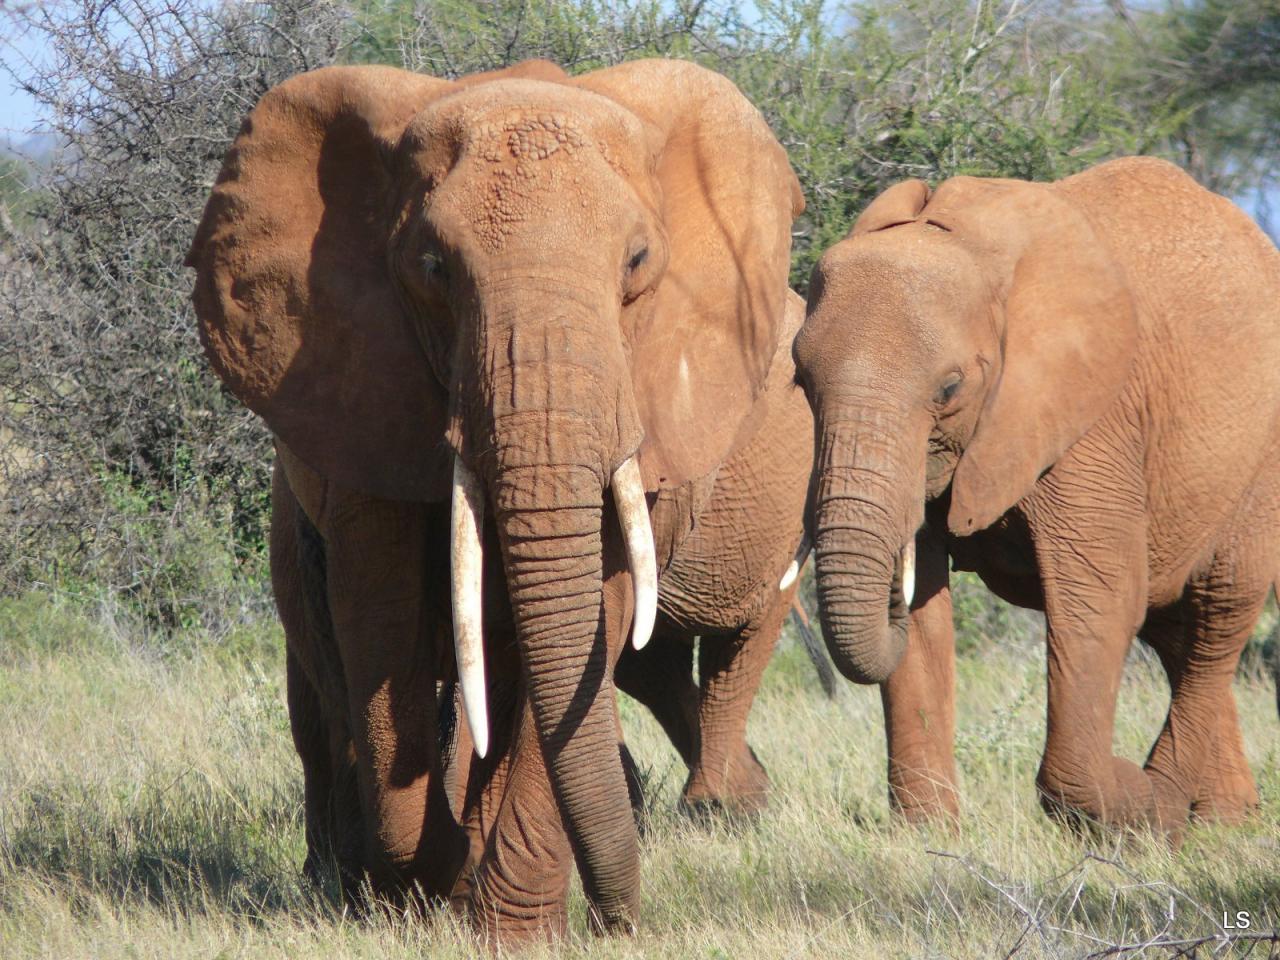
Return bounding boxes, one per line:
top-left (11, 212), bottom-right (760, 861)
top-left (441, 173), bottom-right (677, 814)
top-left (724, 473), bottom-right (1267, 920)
top-left (790, 595), bottom-right (838, 699)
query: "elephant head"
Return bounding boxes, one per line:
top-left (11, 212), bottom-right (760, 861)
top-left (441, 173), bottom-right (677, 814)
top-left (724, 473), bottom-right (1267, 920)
top-left (187, 59), bottom-right (800, 927)
top-left (792, 175), bottom-right (1137, 684)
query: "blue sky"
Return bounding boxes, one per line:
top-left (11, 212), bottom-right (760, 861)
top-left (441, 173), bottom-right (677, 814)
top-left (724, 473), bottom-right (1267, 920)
top-left (0, 17), bottom-right (50, 145)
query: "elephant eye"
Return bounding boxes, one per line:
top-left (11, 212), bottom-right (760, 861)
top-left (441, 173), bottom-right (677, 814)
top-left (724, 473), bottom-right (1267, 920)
top-left (934, 371), bottom-right (963, 408)
top-left (627, 246), bottom-right (648, 273)
top-left (422, 252), bottom-right (448, 284)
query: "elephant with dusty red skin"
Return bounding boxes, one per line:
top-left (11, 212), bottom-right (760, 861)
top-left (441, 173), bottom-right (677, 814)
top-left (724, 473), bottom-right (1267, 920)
top-left (791, 156), bottom-right (1280, 841)
top-left (187, 58), bottom-right (805, 942)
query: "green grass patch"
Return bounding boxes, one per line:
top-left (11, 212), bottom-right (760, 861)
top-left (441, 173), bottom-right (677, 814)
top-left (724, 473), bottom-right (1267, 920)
top-left (1, 593), bottom-right (1277, 957)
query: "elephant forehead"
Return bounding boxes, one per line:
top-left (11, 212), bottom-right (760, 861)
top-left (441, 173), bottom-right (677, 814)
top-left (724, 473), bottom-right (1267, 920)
top-left (458, 159), bottom-right (627, 253)
top-left (409, 80), bottom-right (648, 173)
top-left (408, 85), bottom-right (649, 253)
top-left (439, 137), bottom-right (639, 254)
top-left (818, 229), bottom-right (982, 309)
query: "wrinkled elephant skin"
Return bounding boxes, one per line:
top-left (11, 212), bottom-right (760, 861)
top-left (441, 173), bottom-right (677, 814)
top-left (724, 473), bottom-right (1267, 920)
top-left (188, 58), bottom-right (804, 943)
top-left (794, 157), bottom-right (1280, 839)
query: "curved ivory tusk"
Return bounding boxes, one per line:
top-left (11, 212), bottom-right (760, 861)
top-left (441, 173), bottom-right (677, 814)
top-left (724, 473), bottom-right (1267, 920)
top-left (611, 456), bottom-right (658, 651)
top-left (779, 535), bottom-right (812, 591)
top-left (450, 456), bottom-right (489, 759)
top-left (901, 537), bottom-right (916, 610)
top-left (779, 560), bottom-right (800, 592)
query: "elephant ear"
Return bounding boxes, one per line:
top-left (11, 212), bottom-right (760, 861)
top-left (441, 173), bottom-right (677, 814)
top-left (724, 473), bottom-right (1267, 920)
top-left (942, 178), bottom-right (1139, 535)
top-left (574, 60), bottom-right (804, 489)
top-left (187, 65), bottom-right (458, 502)
top-left (850, 179), bottom-right (930, 235)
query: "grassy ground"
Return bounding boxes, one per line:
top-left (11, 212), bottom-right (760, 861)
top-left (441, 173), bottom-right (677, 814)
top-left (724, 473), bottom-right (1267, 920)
top-left (1, 590), bottom-right (1278, 959)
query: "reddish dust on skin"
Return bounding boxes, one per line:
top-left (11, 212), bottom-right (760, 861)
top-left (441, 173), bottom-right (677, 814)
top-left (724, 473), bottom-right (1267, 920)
top-left (458, 112), bottom-right (634, 252)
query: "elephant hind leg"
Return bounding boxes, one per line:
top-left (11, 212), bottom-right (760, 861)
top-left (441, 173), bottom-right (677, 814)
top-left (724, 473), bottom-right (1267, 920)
top-left (614, 630), bottom-right (699, 771)
top-left (271, 464), bottom-right (363, 892)
top-left (1142, 549), bottom-right (1269, 836)
top-left (680, 588), bottom-right (792, 818)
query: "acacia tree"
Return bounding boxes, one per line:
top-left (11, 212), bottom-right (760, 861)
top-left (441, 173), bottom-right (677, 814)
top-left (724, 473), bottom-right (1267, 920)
top-left (0, 0), bottom-right (348, 628)
top-left (0, 0), bottom-right (1216, 631)
top-left (1103, 0), bottom-right (1280, 231)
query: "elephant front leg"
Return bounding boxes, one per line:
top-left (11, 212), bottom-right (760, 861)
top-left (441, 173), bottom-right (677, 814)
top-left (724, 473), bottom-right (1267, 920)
top-left (270, 464), bottom-right (363, 889)
top-left (326, 496), bottom-right (467, 902)
top-left (1026, 478), bottom-right (1155, 831)
top-left (285, 649), bottom-right (362, 889)
top-left (467, 697), bottom-right (576, 946)
top-left (880, 528), bottom-right (958, 821)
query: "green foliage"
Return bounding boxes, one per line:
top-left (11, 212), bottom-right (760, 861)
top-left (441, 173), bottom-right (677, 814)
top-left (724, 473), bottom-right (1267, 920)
top-left (2, 0), bottom-right (1274, 638)
top-left (0, 153), bottom-right (34, 227)
top-left (1094, 0), bottom-right (1280, 219)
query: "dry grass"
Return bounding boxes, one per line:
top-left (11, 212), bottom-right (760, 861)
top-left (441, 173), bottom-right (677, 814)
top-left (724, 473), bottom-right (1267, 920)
top-left (1, 591), bottom-right (1277, 959)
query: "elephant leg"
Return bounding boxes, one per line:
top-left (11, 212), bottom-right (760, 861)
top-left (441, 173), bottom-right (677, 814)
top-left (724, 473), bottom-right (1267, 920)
top-left (614, 630), bottom-right (699, 769)
top-left (1027, 483), bottom-right (1153, 831)
top-left (1186, 687), bottom-right (1257, 825)
top-left (324, 493), bottom-right (466, 902)
top-left (1141, 550), bottom-right (1267, 838)
top-left (450, 635), bottom-right (523, 913)
top-left (283, 635), bottom-right (335, 874)
top-left (880, 528), bottom-right (958, 821)
top-left (1140, 602), bottom-right (1258, 828)
top-left (467, 695), bottom-right (575, 945)
top-left (271, 463), bottom-right (362, 889)
top-left (680, 588), bottom-right (790, 817)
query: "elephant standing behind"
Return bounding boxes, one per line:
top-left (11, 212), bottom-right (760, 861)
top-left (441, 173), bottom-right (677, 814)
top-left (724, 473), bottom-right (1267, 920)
top-left (187, 58), bottom-right (806, 942)
top-left (792, 156), bottom-right (1280, 838)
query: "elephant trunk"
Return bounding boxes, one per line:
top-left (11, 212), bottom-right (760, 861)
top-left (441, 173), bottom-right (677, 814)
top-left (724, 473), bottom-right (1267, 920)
top-left (812, 415), bottom-right (917, 685)
top-left (450, 298), bottom-right (650, 931)
top-left (493, 461), bottom-right (638, 930)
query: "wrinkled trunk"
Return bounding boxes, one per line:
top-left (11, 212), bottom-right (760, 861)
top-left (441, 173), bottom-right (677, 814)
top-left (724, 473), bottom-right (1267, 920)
top-left (812, 415), bottom-right (915, 685)
top-left (469, 298), bottom-right (642, 931)
top-left (494, 466), bottom-right (638, 930)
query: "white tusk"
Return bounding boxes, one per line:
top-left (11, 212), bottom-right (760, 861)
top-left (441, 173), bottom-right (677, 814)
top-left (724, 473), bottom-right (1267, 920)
top-left (779, 536), bottom-right (811, 591)
top-left (901, 538), bottom-right (916, 610)
top-left (779, 560), bottom-right (800, 592)
top-left (611, 456), bottom-right (657, 651)
top-left (450, 456), bottom-right (489, 759)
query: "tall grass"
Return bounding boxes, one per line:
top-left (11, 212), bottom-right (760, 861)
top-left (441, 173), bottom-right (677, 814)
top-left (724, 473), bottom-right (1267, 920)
top-left (1, 593), bottom-right (1276, 958)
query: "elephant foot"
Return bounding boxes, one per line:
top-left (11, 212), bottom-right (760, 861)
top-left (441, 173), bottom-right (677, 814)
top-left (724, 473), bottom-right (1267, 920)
top-left (586, 902), bottom-right (639, 937)
top-left (1190, 768), bottom-right (1259, 826)
top-left (680, 744), bottom-right (771, 820)
top-left (301, 846), bottom-right (363, 908)
top-left (888, 768), bottom-right (960, 824)
top-left (468, 882), bottom-right (569, 949)
top-left (1180, 734), bottom-right (1259, 827)
top-left (1037, 755), bottom-right (1165, 837)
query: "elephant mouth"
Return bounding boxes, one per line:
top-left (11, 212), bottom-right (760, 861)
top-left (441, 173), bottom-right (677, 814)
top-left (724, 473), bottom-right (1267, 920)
top-left (447, 453), bottom-right (657, 758)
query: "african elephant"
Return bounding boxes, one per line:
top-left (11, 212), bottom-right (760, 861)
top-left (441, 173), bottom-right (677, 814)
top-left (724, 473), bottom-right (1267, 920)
top-left (187, 58), bottom-right (803, 940)
top-left (792, 156), bottom-right (1280, 839)
top-left (267, 293), bottom-right (812, 905)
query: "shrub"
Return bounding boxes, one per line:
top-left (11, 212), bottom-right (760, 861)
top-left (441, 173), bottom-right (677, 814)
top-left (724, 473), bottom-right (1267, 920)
top-left (0, 0), bottom-right (1251, 642)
